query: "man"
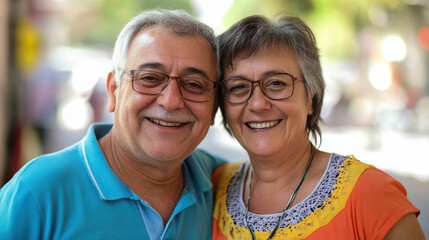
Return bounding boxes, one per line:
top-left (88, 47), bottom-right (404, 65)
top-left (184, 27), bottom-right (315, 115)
top-left (0, 9), bottom-right (225, 239)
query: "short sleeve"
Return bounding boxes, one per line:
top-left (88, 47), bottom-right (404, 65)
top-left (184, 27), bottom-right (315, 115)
top-left (0, 177), bottom-right (45, 240)
top-left (350, 167), bottom-right (420, 239)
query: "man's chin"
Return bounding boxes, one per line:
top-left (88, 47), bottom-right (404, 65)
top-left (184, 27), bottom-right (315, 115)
top-left (143, 149), bottom-right (192, 163)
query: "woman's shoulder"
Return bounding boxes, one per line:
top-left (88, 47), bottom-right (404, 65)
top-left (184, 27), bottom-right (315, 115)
top-left (331, 153), bottom-right (372, 177)
top-left (334, 154), bottom-right (404, 193)
top-left (353, 164), bottom-right (408, 198)
top-left (212, 161), bottom-right (246, 188)
top-left (345, 158), bottom-right (420, 239)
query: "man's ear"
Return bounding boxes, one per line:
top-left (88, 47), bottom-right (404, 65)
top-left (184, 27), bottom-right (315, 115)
top-left (106, 72), bottom-right (118, 113)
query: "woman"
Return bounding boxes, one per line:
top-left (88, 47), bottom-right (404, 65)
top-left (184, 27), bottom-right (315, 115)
top-left (212, 15), bottom-right (425, 239)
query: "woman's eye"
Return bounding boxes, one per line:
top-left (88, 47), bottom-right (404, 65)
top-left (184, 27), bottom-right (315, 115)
top-left (225, 79), bottom-right (250, 92)
top-left (269, 80), bottom-right (287, 86)
top-left (264, 78), bottom-right (291, 90)
top-left (230, 84), bottom-right (249, 92)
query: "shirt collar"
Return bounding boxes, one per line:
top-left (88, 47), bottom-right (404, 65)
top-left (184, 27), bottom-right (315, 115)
top-left (182, 150), bottom-right (214, 197)
top-left (81, 123), bottom-right (134, 200)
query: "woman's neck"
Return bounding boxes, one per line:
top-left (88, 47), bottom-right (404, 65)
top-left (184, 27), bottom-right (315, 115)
top-left (244, 143), bottom-right (329, 214)
top-left (248, 141), bottom-right (313, 183)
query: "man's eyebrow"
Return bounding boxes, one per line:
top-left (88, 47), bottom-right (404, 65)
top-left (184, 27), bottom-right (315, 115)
top-left (136, 63), bottom-right (166, 71)
top-left (183, 67), bottom-right (210, 80)
top-left (136, 64), bottom-right (211, 80)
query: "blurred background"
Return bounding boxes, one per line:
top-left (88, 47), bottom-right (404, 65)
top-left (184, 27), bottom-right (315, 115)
top-left (0, 0), bottom-right (428, 233)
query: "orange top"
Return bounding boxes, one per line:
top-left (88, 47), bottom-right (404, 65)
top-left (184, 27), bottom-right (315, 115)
top-left (212, 156), bottom-right (420, 240)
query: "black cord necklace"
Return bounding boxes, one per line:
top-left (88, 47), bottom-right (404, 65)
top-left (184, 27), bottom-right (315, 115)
top-left (244, 145), bottom-right (315, 240)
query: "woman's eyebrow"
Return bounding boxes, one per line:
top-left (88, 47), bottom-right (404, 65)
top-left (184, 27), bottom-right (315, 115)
top-left (226, 69), bottom-right (287, 80)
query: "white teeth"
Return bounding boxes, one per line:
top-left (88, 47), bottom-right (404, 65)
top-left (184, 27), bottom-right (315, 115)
top-left (150, 118), bottom-right (183, 127)
top-left (248, 120), bottom-right (280, 129)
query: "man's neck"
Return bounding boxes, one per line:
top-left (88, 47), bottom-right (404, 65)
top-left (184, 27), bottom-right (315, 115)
top-left (98, 131), bottom-right (185, 224)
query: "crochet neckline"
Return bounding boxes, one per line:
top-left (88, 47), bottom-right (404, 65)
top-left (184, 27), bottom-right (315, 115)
top-left (226, 153), bottom-right (348, 231)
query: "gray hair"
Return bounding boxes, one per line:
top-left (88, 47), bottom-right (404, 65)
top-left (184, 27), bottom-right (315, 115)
top-left (111, 9), bottom-right (219, 86)
top-left (217, 14), bottom-right (325, 146)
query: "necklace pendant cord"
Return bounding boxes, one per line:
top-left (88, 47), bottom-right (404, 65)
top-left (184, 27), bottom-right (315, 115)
top-left (244, 145), bottom-right (315, 240)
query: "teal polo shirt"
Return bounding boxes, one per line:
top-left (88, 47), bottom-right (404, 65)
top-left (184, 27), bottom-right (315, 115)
top-left (0, 123), bottom-right (225, 240)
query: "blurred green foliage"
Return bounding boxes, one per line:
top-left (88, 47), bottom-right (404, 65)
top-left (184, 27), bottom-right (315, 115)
top-left (74, 0), bottom-right (408, 60)
top-left (221, 0), bottom-right (406, 58)
top-left (79, 0), bottom-right (194, 47)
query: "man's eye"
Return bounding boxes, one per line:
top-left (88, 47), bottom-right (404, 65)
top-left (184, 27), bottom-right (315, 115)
top-left (139, 74), bottom-right (163, 82)
top-left (133, 73), bottom-right (165, 88)
top-left (181, 78), bottom-right (211, 95)
top-left (182, 79), bottom-right (204, 89)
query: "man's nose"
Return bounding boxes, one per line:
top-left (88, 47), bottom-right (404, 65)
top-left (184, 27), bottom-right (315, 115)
top-left (156, 79), bottom-right (185, 111)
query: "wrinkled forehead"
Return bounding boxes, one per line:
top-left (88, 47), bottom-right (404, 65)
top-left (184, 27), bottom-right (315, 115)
top-left (226, 43), bottom-right (296, 72)
top-left (127, 26), bottom-right (217, 80)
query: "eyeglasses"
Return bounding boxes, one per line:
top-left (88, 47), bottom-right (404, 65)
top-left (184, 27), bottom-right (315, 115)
top-left (221, 72), bottom-right (305, 104)
top-left (125, 69), bottom-right (217, 103)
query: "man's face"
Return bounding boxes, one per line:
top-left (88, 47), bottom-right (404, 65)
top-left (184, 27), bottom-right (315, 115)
top-left (106, 26), bottom-right (217, 164)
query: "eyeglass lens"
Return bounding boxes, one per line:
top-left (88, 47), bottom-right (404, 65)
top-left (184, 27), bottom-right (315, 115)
top-left (222, 74), bottom-right (295, 103)
top-left (131, 70), bottom-right (214, 102)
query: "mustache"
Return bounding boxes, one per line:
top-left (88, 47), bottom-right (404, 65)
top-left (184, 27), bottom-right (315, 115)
top-left (141, 107), bottom-right (196, 123)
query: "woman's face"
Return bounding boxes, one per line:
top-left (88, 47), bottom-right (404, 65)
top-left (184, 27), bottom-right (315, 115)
top-left (223, 47), bottom-right (312, 159)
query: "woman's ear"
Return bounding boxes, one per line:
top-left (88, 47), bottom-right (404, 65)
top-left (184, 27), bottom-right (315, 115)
top-left (307, 97), bottom-right (313, 115)
top-left (210, 103), bottom-right (218, 126)
top-left (106, 72), bottom-right (118, 113)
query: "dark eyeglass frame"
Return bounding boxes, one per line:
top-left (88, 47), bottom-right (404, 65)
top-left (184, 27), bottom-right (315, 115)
top-left (221, 72), bottom-right (305, 104)
top-left (124, 69), bottom-right (217, 103)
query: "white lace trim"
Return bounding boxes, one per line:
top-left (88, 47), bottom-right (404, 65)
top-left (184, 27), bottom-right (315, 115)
top-left (226, 153), bottom-right (348, 231)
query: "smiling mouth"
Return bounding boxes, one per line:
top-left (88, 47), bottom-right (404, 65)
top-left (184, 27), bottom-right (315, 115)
top-left (246, 120), bottom-right (281, 130)
top-left (149, 118), bottom-right (185, 127)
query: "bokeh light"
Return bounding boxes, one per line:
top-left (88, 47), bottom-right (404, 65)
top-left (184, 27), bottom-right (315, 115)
top-left (57, 97), bottom-right (94, 130)
top-left (418, 26), bottom-right (429, 50)
top-left (369, 61), bottom-right (392, 91)
top-left (71, 58), bottom-right (110, 94)
top-left (381, 35), bottom-right (406, 62)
